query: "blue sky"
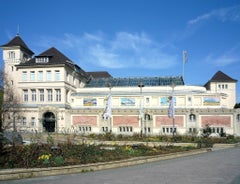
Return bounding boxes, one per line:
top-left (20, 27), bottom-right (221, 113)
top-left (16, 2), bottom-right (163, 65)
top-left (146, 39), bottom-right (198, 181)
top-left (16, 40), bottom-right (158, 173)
top-left (0, 0), bottom-right (240, 103)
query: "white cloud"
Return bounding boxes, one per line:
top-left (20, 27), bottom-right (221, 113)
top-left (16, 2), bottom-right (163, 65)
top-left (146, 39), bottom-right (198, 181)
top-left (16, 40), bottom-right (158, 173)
top-left (188, 5), bottom-right (240, 25)
top-left (205, 43), bottom-right (240, 67)
top-left (36, 32), bottom-right (178, 70)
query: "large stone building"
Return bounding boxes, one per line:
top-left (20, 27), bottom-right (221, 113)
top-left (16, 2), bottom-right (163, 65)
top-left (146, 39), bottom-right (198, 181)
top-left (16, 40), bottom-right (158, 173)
top-left (1, 35), bottom-right (240, 136)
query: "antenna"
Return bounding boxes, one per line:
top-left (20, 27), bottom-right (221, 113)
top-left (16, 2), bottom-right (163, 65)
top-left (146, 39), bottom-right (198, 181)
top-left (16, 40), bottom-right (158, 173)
top-left (17, 24), bottom-right (20, 36)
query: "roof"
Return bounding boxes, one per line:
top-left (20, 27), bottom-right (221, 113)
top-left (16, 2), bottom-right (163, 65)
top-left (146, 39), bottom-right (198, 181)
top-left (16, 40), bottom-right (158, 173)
top-left (208, 71), bottom-right (237, 83)
top-left (0, 35), bottom-right (34, 55)
top-left (17, 47), bottom-right (90, 79)
top-left (85, 76), bottom-right (184, 87)
top-left (87, 71), bottom-right (112, 78)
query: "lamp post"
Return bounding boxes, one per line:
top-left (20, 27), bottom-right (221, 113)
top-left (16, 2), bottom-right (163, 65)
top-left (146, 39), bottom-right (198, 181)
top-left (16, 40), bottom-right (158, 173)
top-left (138, 82), bottom-right (144, 136)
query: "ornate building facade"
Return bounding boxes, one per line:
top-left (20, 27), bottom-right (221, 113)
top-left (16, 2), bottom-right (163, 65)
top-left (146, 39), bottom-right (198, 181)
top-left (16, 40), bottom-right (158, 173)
top-left (1, 35), bottom-right (240, 136)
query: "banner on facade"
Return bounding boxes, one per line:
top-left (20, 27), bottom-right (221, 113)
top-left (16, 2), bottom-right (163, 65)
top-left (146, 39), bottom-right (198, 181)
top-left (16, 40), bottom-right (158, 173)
top-left (83, 98), bottom-right (97, 106)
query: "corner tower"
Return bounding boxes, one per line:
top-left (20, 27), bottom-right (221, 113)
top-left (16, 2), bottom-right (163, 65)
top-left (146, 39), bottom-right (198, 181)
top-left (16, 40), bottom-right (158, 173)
top-left (205, 71), bottom-right (238, 108)
top-left (0, 34), bottom-right (34, 90)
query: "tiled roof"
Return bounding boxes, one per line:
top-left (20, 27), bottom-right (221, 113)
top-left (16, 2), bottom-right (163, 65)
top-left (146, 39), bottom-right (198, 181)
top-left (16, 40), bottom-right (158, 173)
top-left (87, 71), bottom-right (112, 78)
top-left (17, 47), bottom-right (90, 79)
top-left (209, 71), bottom-right (237, 82)
top-left (0, 35), bottom-right (34, 55)
top-left (85, 76), bottom-right (184, 87)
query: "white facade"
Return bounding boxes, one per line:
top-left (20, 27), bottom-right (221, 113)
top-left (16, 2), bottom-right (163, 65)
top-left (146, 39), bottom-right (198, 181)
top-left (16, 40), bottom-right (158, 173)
top-left (1, 35), bottom-right (240, 136)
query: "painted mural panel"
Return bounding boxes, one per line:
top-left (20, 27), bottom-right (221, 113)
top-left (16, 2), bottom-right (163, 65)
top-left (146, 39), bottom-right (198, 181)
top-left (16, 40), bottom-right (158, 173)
top-left (201, 116), bottom-right (231, 127)
top-left (155, 116), bottom-right (184, 127)
top-left (83, 98), bottom-right (97, 106)
top-left (72, 116), bottom-right (97, 126)
top-left (160, 97), bottom-right (176, 106)
top-left (120, 98), bottom-right (135, 106)
top-left (203, 97), bottom-right (220, 106)
top-left (113, 116), bottom-right (139, 127)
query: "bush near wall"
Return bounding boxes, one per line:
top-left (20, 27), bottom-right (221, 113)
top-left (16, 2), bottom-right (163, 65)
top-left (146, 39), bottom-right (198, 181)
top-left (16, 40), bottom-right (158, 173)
top-left (0, 142), bottom-right (196, 169)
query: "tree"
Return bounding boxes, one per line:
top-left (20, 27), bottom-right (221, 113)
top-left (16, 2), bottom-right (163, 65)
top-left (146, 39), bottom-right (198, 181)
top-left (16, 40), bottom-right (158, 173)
top-left (234, 103), bottom-right (240, 109)
top-left (0, 68), bottom-right (22, 153)
top-left (202, 124), bottom-right (212, 138)
top-left (0, 68), bottom-right (4, 153)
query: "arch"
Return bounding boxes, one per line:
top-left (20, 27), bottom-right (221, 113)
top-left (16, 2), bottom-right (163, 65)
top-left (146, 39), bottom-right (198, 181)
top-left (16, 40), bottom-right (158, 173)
top-left (42, 111), bottom-right (56, 132)
top-left (144, 113), bottom-right (151, 121)
top-left (189, 114), bottom-right (196, 122)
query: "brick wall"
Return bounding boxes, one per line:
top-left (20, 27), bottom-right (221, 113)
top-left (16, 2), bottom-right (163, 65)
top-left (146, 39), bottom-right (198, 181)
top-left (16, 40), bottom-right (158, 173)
top-left (113, 116), bottom-right (139, 127)
top-left (201, 116), bottom-right (231, 127)
top-left (155, 116), bottom-right (184, 127)
top-left (72, 116), bottom-right (97, 126)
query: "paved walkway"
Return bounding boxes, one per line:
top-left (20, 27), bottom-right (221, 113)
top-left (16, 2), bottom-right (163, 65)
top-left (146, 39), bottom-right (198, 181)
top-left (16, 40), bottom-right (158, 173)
top-left (1, 147), bottom-right (240, 183)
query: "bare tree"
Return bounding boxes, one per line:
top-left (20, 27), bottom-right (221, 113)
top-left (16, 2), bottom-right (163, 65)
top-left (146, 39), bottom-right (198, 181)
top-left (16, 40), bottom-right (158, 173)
top-left (0, 68), bottom-right (4, 153)
top-left (0, 68), bottom-right (22, 151)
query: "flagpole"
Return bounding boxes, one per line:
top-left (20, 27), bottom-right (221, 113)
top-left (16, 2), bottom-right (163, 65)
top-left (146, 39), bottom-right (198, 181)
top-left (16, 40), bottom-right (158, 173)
top-left (108, 83), bottom-right (112, 133)
top-left (171, 83), bottom-right (175, 138)
top-left (182, 50), bottom-right (188, 82)
top-left (168, 80), bottom-right (175, 138)
top-left (138, 82), bottom-right (144, 136)
top-left (182, 51), bottom-right (185, 81)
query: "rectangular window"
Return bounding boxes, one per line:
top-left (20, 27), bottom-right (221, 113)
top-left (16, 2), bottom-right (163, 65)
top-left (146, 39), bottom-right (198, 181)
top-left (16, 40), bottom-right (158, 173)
top-left (102, 127), bottom-right (108, 132)
top-left (55, 70), bottom-right (60, 81)
top-left (38, 71), bottom-right (43, 81)
top-left (23, 90), bottom-right (28, 102)
top-left (30, 71), bottom-right (35, 81)
top-left (55, 89), bottom-right (61, 102)
top-left (36, 57), bottom-right (49, 63)
top-left (146, 97), bottom-right (150, 103)
top-left (22, 117), bottom-right (27, 126)
top-left (31, 89), bottom-right (36, 102)
top-left (31, 117), bottom-right (35, 127)
top-left (8, 51), bottom-right (15, 59)
top-left (22, 71), bottom-right (27, 81)
top-left (66, 72), bottom-right (69, 82)
top-left (119, 126), bottom-right (132, 133)
top-left (39, 89), bottom-right (44, 102)
top-left (46, 71), bottom-right (52, 81)
top-left (47, 89), bottom-right (53, 102)
top-left (79, 126), bottom-right (92, 132)
top-left (73, 77), bottom-right (76, 85)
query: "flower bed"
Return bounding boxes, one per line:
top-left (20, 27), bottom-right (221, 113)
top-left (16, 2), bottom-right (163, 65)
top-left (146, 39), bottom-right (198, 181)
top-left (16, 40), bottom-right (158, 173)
top-left (0, 143), bottom-right (196, 169)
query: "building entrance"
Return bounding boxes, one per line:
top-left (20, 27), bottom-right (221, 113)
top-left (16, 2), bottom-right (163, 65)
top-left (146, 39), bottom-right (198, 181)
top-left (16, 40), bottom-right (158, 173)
top-left (43, 112), bottom-right (56, 132)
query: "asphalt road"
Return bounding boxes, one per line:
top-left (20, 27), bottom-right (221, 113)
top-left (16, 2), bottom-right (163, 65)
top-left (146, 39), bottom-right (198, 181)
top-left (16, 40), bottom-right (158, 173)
top-left (2, 147), bottom-right (240, 184)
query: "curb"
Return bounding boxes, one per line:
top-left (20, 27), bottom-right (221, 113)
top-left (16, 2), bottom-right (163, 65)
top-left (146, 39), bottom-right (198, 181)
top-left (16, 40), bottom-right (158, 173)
top-left (0, 149), bottom-right (207, 181)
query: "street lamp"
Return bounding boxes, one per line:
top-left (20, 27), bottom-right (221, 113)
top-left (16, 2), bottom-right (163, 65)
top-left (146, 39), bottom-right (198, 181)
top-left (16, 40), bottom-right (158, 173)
top-left (138, 82), bottom-right (144, 136)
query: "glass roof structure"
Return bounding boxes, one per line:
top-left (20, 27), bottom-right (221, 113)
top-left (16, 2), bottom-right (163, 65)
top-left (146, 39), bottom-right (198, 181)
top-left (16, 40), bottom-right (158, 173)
top-left (85, 76), bottom-right (184, 88)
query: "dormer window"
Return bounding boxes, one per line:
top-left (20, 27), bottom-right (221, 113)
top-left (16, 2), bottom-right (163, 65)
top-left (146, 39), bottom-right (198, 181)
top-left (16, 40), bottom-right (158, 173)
top-left (36, 57), bottom-right (49, 63)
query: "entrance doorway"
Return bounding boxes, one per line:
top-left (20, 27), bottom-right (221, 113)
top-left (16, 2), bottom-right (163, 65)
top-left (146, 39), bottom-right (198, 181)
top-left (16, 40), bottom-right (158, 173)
top-left (43, 112), bottom-right (56, 132)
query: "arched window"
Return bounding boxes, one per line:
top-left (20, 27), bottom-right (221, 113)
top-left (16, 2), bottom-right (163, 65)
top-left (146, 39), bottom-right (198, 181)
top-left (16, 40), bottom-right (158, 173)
top-left (237, 114), bottom-right (240, 122)
top-left (144, 114), bottom-right (151, 121)
top-left (189, 114), bottom-right (196, 122)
